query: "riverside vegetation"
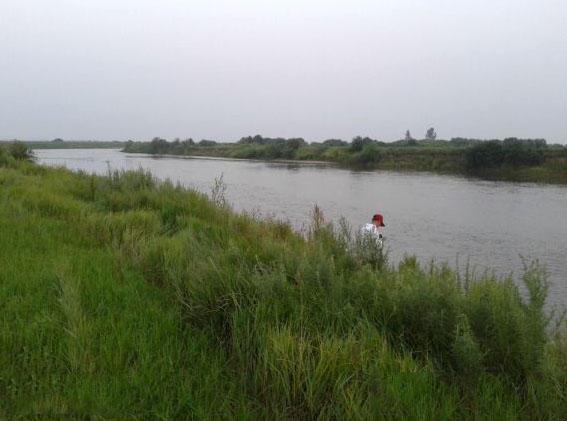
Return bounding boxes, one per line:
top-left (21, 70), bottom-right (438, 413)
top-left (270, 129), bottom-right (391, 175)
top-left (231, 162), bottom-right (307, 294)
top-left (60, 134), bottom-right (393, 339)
top-left (123, 135), bottom-right (567, 184)
top-left (1, 143), bottom-right (566, 419)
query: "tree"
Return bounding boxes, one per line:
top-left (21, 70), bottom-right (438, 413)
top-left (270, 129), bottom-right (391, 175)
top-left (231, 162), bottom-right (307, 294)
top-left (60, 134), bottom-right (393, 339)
top-left (353, 144), bottom-right (382, 165)
top-left (198, 139), bottom-right (217, 147)
top-left (350, 136), bottom-right (375, 152)
top-left (238, 135), bottom-right (266, 145)
top-left (322, 139), bottom-right (348, 147)
top-left (286, 138), bottom-right (306, 150)
top-left (465, 140), bottom-right (504, 169)
top-left (425, 127), bottom-right (437, 140)
top-left (8, 141), bottom-right (33, 160)
top-left (149, 137), bottom-right (169, 154)
top-left (404, 130), bottom-right (417, 146)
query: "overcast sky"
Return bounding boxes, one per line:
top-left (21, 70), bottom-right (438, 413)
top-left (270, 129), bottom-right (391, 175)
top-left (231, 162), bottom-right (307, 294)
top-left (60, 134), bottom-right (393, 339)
top-left (1, 0), bottom-right (566, 143)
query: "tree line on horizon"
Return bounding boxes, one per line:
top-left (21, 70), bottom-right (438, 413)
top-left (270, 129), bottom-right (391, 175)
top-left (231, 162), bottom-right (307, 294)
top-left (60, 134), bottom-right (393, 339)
top-left (126, 129), bottom-right (556, 151)
top-left (7, 127), bottom-right (564, 151)
top-left (119, 132), bottom-right (561, 172)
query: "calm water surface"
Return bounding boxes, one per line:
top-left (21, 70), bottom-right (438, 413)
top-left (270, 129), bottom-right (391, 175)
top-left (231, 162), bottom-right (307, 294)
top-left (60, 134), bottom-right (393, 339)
top-left (36, 149), bottom-right (567, 308)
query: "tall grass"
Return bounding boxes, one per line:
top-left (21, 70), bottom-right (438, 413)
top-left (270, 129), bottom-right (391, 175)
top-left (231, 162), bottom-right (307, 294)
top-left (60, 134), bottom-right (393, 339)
top-left (1, 158), bottom-right (566, 419)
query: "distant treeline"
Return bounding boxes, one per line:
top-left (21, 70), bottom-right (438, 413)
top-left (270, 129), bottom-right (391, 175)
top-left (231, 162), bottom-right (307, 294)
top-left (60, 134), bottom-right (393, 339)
top-left (3, 138), bottom-right (127, 149)
top-left (122, 135), bottom-right (567, 183)
top-left (4, 134), bottom-right (566, 183)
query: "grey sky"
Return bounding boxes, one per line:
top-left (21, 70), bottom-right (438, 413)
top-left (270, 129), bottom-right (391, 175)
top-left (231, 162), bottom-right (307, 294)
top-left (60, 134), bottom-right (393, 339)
top-left (1, 0), bottom-right (566, 143)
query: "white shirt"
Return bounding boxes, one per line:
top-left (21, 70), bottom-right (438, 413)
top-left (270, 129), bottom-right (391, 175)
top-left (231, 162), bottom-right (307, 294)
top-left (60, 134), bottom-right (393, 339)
top-left (360, 223), bottom-right (383, 241)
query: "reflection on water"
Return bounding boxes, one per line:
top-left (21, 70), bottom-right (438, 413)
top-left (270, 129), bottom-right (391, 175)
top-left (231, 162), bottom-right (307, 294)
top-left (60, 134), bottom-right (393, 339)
top-left (35, 148), bottom-right (567, 308)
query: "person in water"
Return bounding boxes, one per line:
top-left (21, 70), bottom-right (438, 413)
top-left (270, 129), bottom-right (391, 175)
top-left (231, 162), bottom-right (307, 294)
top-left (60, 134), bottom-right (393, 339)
top-left (360, 213), bottom-right (386, 245)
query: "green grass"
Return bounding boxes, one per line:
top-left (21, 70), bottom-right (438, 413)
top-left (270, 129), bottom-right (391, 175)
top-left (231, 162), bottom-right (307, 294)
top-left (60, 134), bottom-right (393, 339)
top-left (1, 153), bottom-right (566, 419)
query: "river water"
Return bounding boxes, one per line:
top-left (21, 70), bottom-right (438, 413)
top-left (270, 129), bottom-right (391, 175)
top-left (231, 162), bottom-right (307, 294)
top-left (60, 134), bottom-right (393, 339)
top-left (35, 148), bottom-right (567, 308)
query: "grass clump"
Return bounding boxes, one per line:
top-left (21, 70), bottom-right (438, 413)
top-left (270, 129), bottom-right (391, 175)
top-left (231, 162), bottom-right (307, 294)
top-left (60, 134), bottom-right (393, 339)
top-left (1, 160), bottom-right (566, 419)
top-left (0, 141), bottom-right (33, 166)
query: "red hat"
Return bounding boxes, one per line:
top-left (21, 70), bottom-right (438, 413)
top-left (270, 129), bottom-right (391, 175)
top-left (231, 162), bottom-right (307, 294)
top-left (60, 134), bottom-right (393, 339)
top-left (372, 214), bottom-right (385, 227)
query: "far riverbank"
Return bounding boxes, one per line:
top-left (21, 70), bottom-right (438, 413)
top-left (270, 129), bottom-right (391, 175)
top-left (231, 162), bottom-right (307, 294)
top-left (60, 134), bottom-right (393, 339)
top-left (123, 136), bottom-right (567, 185)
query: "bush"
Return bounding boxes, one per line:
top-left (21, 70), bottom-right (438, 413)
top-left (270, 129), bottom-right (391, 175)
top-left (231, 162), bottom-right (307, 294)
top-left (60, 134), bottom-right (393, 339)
top-left (466, 139), bottom-right (546, 170)
top-left (322, 147), bottom-right (349, 161)
top-left (350, 136), bottom-right (375, 152)
top-left (0, 146), bottom-right (15, 167)
top-left (465, 140), bottom-right (504, 169)
top-left (9, 142), bottom-right (33, 160)
top-left (198, 139), bottom-right (218, 147)
top-left (294, 146), bottom-right (324, 161)
top-left (148, 137), bottom-right (170, 154)
top-left (322, 138), bottom-right (348, 147)
top-left (502, 138), bottom-right (545, 166)
top-left (348, 145), bottom-right (383, 166)
top-left (0, 142), bottom-right (33, 163)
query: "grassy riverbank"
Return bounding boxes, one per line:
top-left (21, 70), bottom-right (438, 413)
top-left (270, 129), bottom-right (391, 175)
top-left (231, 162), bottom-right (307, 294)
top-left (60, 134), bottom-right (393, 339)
top-left (1, 147), bottom-right (566, 419)
top-left (124, 136), bottom-right (567, 184)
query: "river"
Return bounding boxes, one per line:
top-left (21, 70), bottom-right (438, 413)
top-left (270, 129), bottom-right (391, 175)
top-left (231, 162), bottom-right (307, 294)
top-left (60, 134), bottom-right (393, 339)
top-left (35, 148), bottom-right (567, 308)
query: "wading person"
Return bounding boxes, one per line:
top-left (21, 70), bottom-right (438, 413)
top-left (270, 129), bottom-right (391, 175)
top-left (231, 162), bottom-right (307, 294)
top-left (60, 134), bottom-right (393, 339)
top-left (360, 213), bottom-right (386, 246)
top-left (359, 213), bottom-right (386, 267)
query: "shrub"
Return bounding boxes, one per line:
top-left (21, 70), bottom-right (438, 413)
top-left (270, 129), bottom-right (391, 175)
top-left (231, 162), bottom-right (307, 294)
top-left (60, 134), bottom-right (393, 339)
top-left (0, 146), bottom-right (15, 167)
top-left (322, 138), bottom-right (348, 147)
top-left (1, 142), bottom-right (33, 161)
top-left (348, 145), bottom-right (383, 166)
top-left (148, 137), bottom-right (169, 154)
top-left (350, 136), bottom-right (375, 152)
top-left (322, 147), bottom-right (348, 161)
top-left (294, 146), bottom-right (324, 161)
top-left (10, 142), bottom-right (33, 160)
top-left (502, 138), bottom-right (545, 166)
top-left (198, 139), bottom-right (218, 147)
top-left (466, 139), bottom-right (547, 170)
top-left (465, 140), bottom-right (504, 169)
